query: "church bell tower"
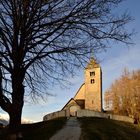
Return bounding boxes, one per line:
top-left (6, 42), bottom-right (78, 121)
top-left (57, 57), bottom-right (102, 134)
top-left (84, 58), bottom-right (102, 112)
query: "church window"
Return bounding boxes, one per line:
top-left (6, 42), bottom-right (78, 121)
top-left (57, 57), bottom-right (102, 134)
top-left (90, 71), bottom-right (95, 76)
top-left (91, 79), bottom-right (95, 84)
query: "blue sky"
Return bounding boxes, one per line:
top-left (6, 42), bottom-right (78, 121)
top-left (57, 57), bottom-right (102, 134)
top-left (1, 0), bottom-right (140, 122)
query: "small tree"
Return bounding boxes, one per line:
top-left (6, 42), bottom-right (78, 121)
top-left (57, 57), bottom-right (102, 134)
top-left (0, 0), bottom-right (132, 130)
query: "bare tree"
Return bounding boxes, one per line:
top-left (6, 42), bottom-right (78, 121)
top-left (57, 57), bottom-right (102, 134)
top-left (0, 0), bottom-right (132, 131)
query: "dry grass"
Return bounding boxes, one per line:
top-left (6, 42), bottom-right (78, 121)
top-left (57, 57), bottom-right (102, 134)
top-left (79, 117), bottom-right (140, 140)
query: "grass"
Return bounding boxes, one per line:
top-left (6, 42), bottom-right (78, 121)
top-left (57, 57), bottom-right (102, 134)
top-left (79, 117), bottom-right (140, 140)
top-left (0, 117), bottom-right (67, 140)
top-left (1, 117), bottom-right (140, 140)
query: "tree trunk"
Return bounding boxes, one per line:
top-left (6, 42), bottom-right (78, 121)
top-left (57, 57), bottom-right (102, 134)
top-left (9, 95), bottom-right (24, 132)
top-left (7, 109), bottom-right (23, 140)
top-left (8, 69), bottom-right (25, 132)
top-left (9, 106), bottom-right (23, 131)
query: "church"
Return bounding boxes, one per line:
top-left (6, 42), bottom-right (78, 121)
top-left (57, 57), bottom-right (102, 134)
top-left (61, 57), bottom-right (102, 116)
top-left (43, 58), bottom-right (134, 123)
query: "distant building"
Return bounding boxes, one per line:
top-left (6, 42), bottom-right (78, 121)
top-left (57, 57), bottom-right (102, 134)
top-left (62, 58), bottom-right (102, 116)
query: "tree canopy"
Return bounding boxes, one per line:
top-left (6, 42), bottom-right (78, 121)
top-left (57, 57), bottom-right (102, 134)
top-left (104, 69), bottom-right (140, 123)
top-left (0, 0), bottom-right (132, 131)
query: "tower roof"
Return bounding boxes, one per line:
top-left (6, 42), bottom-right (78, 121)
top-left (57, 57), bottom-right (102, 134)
top-left (86, 57), bottom-right (100, 69)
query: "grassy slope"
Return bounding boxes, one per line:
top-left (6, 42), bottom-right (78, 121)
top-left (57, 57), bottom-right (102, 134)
top-left (1, 117), bottom-right (140, 140)
top-left (79, 117), bottom-right (140, 140)
top-left (0, 117), bottom-right (67, 140)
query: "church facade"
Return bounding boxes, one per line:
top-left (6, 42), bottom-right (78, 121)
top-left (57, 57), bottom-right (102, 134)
top-left (62, 58), bottom-right (102, 116)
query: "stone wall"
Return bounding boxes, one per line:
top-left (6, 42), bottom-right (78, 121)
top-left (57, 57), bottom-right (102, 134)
top-left (109, 114), bottom-right (134, 123)
top-left (77, 110), bottom-right (108, 118)
top-left (43, 109), bottom-right (134, 124)
top-left (77, 110), bottom-right (134, 123)
top-left (43, 110), bottom-right (66, 121)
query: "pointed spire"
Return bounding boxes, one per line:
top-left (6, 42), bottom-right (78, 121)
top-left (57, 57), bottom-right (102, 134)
top-left (86, 57), bottom-right (100, 69)
top-left (90, 48), bottom-right (94, 58)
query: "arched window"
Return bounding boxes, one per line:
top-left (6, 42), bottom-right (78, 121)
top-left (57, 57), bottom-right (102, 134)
top-left (90, 71), bottom-right (95, 76)
top-left (91, 79), bottom-right (95, 84)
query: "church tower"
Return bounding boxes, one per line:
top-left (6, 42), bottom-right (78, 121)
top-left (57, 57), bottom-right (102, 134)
top-left (84, 58), bottom-right (102, 112)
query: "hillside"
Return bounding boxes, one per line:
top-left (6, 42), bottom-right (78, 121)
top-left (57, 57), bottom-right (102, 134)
top-left (0, 118), bottom-right (67, 140)
top-left (79, 117), bottom-right (140, 140)
top-left (0, 117), bottom-right (140, 140)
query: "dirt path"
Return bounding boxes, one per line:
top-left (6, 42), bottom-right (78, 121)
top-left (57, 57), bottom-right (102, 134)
top-left (49, 117), bottom-right (81, 140)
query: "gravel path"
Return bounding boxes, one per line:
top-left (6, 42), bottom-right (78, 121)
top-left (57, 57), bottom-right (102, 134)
top-left (49, 117), bottom-right (81, 140)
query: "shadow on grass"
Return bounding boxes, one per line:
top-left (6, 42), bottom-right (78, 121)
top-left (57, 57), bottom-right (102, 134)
top-left (0, 117), bottom-right (67, 140)
top-left (79, 117), bottom-right (140, 140)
